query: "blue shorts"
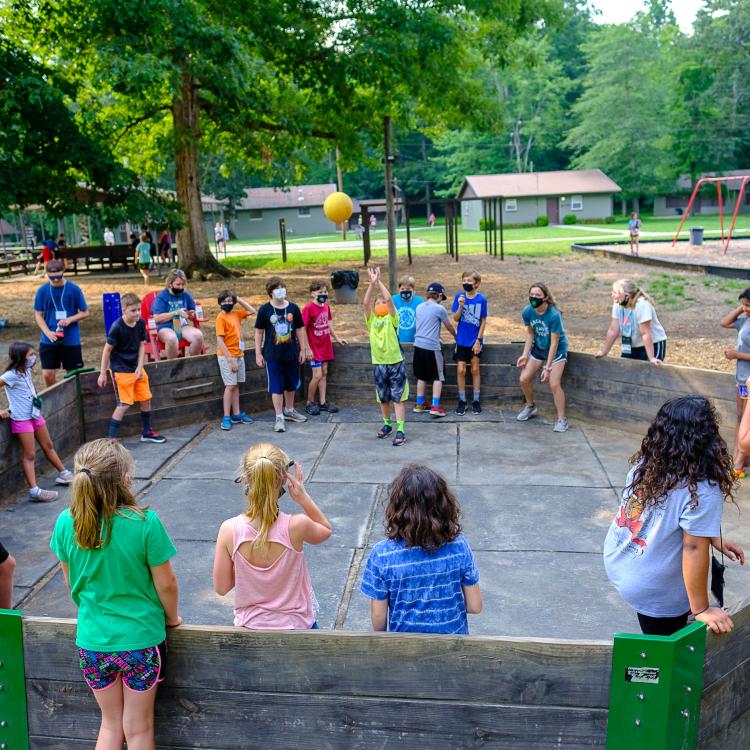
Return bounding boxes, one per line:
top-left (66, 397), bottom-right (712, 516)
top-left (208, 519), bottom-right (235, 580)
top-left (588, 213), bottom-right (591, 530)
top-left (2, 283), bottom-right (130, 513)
top-left (310, 360), bottom-right (323, 368)
top-left (79, 641), bottom-right (166, 692)
top-left (266, 360), bottom-right (300, 394)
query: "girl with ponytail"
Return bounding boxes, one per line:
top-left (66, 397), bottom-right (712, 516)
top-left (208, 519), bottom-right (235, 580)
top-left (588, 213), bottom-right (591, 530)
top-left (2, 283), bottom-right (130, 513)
top-left (50, 438), bottom-right (181, 748)
top-left (213, 442), bottom-right (332, 629)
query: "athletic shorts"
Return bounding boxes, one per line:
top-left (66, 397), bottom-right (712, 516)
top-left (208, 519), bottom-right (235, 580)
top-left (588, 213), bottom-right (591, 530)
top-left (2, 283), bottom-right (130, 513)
top-left (373, 362), bottom-right (409, 404)
top-left (112, 371), bottom-right (152, 406)
top-left (78, 640), bottom-right (167, 693)
top-left (621, 340), bottom-right (667, 362)
top-left (738, 383), bottom-right (748, 399)
top-left (39, 343), bottom-right (84, 372)
top-left (309, 360), bottom-right (330, 369)
top-left (529, 347), bottom-right (567, 365)
top-left (138, 263), bottom-right (150, 271)
top-left (266, 360), bottom-right (300, 395)
top-left (413, 346), bottom-right (445, 383)
top-left (0, 541), bottom-right (9, 565)
top-left (218, 355), bottom-right (246, 386)
top-left (453, 344), bottom-right (481, 363)
top-left (11, 416), bottom-right (46, 434)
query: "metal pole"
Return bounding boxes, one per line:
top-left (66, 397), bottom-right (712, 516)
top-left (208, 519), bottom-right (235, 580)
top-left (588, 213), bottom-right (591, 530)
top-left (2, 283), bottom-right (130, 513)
top-left (279, 218), bottom-right (287, 263)
top-left (717, 181), bottom-right (725, 247)
top-left (454, 200), bottom-right (459, 263)
top-left (492, 199), bottom-right (497, 257)
top-left (483, 200), bottom-right (488, 254)
top-left (405, 203), bottom-right (412, 265)
top-left (444, 201), bottom-right (450, 254)
top-left (724, 177), bottom-right (749, 254)
top-left (383, 116), bottom-right (397, 292)
top-left (672, 178), bottom-right (707, 246)
top-left (362, 205), bottom-right (371, 266)
top-left (499, 197), bottom-right (504, 260)
top-left (336, 146), bottom-right (347, 241)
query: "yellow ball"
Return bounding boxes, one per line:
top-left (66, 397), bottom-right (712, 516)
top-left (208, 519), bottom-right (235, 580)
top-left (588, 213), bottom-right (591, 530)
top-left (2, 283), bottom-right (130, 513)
top-left (323, 192), bottom-right (354, 223)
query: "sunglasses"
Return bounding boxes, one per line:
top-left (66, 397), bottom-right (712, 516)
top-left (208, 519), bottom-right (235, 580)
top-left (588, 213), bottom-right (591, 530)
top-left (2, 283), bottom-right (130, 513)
top-left (48, 274), bottom-right (64, 280)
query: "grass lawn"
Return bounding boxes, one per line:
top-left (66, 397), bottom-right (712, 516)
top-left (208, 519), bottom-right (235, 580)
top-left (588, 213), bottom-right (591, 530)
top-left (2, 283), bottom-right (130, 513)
top-left (582, 214), bottom-right (750, 233)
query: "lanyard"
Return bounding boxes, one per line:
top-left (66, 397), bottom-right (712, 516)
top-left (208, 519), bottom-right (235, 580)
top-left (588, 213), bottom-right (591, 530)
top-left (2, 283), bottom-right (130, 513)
top-left (22, 370), bottom-right (37, 398)
top-left (50, 282), bottom-right (67, 313)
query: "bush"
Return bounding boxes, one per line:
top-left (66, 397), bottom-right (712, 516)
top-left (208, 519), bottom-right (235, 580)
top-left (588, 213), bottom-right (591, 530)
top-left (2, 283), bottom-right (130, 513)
top-left (604, 215), bottom-right (616, 224)
top-left (563, 214), bottom-right (577, 225)
top-left (535, 215), bottom-right (549, 227)
top-left (479, 217), bottom-right (496, 231)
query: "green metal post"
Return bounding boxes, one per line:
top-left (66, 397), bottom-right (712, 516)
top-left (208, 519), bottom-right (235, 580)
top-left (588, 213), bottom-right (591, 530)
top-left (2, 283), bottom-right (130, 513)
top-left (64, 367), bottom-right (95, 445)
top-left (0, 609), bottom-right (30, 749)
top-left (606, 621), bottom-right (706, 750)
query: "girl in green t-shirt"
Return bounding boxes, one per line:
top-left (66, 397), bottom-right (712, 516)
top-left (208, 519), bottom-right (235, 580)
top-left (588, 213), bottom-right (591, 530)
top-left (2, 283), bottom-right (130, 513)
top-left (50, 439), bottom-right (181, 748)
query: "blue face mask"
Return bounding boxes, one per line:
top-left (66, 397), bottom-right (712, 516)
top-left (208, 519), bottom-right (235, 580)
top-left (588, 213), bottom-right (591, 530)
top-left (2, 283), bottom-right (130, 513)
top-left (26, 355), bottom-right (37, 368)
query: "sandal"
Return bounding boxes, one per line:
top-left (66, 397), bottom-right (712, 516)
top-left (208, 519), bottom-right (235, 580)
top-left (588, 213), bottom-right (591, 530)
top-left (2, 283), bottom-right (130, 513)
top-left (392, 431), bottom-right (406, 447)
top-left (377, 424), bottom-right (393, 439)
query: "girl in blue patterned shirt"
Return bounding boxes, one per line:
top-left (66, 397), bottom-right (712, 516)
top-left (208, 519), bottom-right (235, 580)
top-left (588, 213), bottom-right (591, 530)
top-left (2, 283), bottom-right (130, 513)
top-left (361, 464), bottom-right (482, 633)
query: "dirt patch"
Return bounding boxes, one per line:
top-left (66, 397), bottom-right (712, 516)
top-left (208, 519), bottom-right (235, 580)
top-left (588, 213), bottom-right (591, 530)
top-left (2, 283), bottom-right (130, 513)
top-left (0, 251), bottom-right (741, 392)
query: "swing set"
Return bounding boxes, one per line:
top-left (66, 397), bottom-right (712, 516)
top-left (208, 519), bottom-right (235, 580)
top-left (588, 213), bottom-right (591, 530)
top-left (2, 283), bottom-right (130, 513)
top-left (672, 175), bottom-right (750, 253)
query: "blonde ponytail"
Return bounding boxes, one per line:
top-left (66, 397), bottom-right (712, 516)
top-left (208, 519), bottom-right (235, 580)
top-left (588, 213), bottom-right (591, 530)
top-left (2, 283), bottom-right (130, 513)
top-left (614, 278), bottom-right (655, 307)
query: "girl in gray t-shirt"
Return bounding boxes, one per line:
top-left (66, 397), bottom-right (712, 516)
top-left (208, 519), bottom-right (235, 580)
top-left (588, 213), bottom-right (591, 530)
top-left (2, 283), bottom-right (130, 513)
top-left (603, 396), bottom-right (744, 637)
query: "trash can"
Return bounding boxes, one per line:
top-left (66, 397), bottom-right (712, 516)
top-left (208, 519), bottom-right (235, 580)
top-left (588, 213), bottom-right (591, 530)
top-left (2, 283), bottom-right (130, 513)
top-left (690, 226), bottom-right (704, 246)
top-left (330, 270), bottom-right (359, 304)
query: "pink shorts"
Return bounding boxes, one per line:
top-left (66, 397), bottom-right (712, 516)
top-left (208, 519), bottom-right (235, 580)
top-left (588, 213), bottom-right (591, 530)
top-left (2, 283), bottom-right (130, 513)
top-left (11, 416), bottom-right (46, 434)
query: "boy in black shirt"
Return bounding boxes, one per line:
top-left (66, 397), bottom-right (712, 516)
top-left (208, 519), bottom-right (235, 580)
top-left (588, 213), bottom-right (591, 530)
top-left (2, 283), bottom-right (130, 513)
top-left (98, 292), bottom-right (166, 443)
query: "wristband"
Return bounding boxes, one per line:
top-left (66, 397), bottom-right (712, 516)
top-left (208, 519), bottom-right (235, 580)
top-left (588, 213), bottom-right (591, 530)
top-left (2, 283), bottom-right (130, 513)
top-left (691, 605), bottom-right (709, 616)
top-left (478, 339), bottom-right (483, 345)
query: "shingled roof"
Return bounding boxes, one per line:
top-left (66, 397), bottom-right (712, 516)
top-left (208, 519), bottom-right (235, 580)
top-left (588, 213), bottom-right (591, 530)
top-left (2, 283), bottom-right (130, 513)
top-left (238, 184), bottom-right (337, 210)
top-left (457, 170), bottom-right (621, 199)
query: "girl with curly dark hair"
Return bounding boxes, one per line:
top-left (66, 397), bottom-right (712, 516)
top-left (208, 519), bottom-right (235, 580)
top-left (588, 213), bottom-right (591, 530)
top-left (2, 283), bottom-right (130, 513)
top-left (360, 464), bottom-right (482, 633)
top-left (604, 396), bottom-right (744, 636)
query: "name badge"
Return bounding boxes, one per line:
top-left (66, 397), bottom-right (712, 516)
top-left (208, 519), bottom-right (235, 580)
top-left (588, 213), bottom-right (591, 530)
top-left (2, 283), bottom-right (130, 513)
top-left (31, 395), bottom-right (43, 420)
top-left (55, 310), bottom-right (67, 321)
top-left (621, 335), bottom-right (632, 355)
top-left (239, 341), bottom-right (246, 351)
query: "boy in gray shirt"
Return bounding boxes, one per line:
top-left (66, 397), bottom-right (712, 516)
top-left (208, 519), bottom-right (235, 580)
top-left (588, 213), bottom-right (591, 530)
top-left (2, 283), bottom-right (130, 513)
top-left (413, 282), bottom-right (456, 417)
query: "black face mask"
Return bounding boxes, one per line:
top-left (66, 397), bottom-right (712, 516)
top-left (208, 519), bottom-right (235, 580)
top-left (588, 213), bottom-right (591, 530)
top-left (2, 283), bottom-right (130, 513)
top-left (400, 290), bottom-right (412, 301)
top-left (462, 283), bottom-right (474, 292)
top-left (220, 303), bottom-right (234, 313)
top-left (529, 296), bottom-right (544, 308)
top-left (619, 295), bottom-right (630, 307)
top-left (169, 286), bottom-right (183, 296)
top-left (316, 295), bottom-right (328, 304)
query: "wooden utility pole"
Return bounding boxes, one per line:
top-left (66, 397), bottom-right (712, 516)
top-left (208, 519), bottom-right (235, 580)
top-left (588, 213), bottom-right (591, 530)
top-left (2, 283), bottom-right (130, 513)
top-left (383, 116), bottom-right (397, 292)
top-left (336, 147), bottom-right (347, 241)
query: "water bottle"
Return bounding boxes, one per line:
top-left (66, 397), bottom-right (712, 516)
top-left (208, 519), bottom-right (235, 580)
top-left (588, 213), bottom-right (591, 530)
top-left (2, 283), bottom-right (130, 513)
top-left (147, 317), bottom-right (157, 334)
top-left (195, 303), bottom-right (204, 321)
top-left (55, 323), bottom-right (65, 339)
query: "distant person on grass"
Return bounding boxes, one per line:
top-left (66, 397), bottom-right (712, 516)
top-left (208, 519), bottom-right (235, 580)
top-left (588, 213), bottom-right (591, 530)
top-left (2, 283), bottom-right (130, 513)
top-left (150, 269), bottom-right (204, 359)
top-left (0, 342), bottom-right (73, 501)
top-left (628, 212), bottom-right (641, 256)
top-left (34, 238), bottom-right (57, 275)
top-left (391, 274), bottom-right (424, 345)
top-left (213, 443), bottom-right (332, 630)
top-left (103, 227), bottom-right (115, 246)
top-left (98, 292), bottom-right (166, 444)
top-left (51, 439), bottom-right (181, 750)
top-left (33, 259), bottom-right (89, 386)
top-left (133, 233), bottom-right (153, 286)
top-left (303, 279), bottom-right (347, 416)
top-left (216, 289), bottom-right (256, 431)
top-left (452, 270), bottom-right (487, 415)
top-left (595, 279), bottom-right (667, 365)
top-left (254, 276), bottom-right (309, 433)
top-left (361, 464), bottom-right (482, 633)
top-left (363, 265), bottom-right (408, 446)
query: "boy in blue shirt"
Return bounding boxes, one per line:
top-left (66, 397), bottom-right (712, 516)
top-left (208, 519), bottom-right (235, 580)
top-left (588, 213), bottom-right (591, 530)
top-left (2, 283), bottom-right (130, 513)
top-left (451, 270), bottom-right (488, 415)
top-left (391, 275), bottom-right (424, 344)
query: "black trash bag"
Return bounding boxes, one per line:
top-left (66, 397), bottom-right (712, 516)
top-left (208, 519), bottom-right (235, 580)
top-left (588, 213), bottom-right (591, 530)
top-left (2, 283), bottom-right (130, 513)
top-left (330, 270), bottom-right (359, 290)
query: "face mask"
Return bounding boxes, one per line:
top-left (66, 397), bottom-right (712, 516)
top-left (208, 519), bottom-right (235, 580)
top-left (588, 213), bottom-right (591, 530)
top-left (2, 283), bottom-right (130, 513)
top-left (169, 286), bottom-right (183, 296)
top-left (462, 283), bottom-right (474, 292)
top-left (529, 296), bottom-right (544, 308)
top-left (26, 355), bottom-right (37, 368)
top-left (316, 294), bottom-right (328, 304)
top-left (273, 287), bottom-right (287, 301)
top-left (399, 290), bottom-right (412, 301)
top-left (220, 303), bottom-right (234, 313)
top-left (374, 303), bottom-right (389, 317)
top-left (619, 295), bottom-right (630, 307)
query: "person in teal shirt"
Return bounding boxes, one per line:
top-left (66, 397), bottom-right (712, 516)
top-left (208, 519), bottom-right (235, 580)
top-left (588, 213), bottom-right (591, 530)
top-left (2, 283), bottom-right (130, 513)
top-left (50, 439), bottom-right (181, 749)
top-left (391, 274), bottom-right (424, 344)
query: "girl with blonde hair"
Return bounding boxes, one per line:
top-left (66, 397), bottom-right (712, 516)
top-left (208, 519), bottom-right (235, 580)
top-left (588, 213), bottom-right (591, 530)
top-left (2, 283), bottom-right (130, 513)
top-left (596, 279), bottom-right (667, 365)
top-left (213, 442), bottom-right (332, 629)
top-left (50, 439), bottom-right (180, 750)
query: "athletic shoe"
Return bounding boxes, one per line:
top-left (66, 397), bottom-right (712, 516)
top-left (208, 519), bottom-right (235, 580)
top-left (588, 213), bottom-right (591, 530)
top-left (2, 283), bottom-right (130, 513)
top-left (553, 418), bottom-right (569, 433)
top-left (30, 487), bottom-right (59, 502)
top-left (319, 401), bottom-right (339, 413)
top-left (305, 402), bottom-right (321, 416)
top-left (274, 415), bottom-right (286, 432)
top-left (430, 405), bottom-right (447, 417)
top-left (455, 400), bottom-right (467, 415)
top-left (141, 431), bottom-right (167, 443)
top-left (56, 469), bottom-right (74, 485)
top-left (392, 431), bottom-right (406, 447)
top-left (516, 403), bottom-right (538, 421)
top-left (377, 424), bottom-right (393, 439)
top-left (231, 412), bottom-right (254, 424)
top-left (472, 401), bottom-right (482, 415)
top-left (413, 404), bottom-right (428, 413)
top-left (220, 416), bottom-right (232, 431)
top-left (283, 408), bottom-right (308, 423)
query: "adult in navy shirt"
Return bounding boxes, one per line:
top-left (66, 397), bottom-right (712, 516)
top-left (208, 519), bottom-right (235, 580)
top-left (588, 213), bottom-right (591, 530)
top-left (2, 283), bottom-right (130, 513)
top-left (33, 259), bottom-right (89, 386)
top-left (150, 269), bottom-right (204, 359)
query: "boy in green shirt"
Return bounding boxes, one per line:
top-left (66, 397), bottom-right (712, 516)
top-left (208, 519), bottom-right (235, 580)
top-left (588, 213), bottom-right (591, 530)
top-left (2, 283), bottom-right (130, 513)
top-left (364, 266), bottom-right (408, 446)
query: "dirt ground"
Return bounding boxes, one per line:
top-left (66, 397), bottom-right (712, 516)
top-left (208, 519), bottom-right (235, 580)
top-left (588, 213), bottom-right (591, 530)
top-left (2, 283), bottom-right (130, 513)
top-left (0, 247), bottom-right (746, 391)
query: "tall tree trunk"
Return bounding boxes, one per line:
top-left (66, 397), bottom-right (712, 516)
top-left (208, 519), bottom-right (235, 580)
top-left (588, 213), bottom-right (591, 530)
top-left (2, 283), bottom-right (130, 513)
top-left (173, 68), bottom-right (229, 276)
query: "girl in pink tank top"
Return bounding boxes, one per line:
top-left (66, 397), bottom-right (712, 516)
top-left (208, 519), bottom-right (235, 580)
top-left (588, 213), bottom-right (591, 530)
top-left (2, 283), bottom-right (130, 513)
top-left (213, 442), bottom-right (332, 629)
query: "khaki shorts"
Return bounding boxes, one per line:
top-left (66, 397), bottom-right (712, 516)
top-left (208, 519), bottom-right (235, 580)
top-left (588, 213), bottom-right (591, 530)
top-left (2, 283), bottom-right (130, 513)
top-left (218, 355), bottom-right (246, 386)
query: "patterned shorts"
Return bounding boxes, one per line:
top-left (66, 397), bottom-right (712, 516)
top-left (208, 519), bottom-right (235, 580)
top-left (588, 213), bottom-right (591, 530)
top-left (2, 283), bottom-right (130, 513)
top-left (373, 362), bottom-right (409, 404)
top-left (78, 641), bottom-right (166, 692)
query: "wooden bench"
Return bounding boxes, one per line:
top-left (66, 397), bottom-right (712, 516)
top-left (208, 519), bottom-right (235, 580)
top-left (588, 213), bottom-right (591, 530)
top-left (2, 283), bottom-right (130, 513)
top-left (68, 243), bottom-right (134, 273)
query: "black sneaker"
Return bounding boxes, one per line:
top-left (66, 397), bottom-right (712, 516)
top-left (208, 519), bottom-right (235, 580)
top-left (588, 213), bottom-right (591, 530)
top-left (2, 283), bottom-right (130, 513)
top-left (319, 401), bottom-right (339, 413)
top-left (456, 400), bottom-right (466, 415)
top-left (141, 431), bottom-right (167, 444)
top-left (472, 401), bottom-right (482, 414)
top-left (392, 430), bottom-right (406, 447)
top-left (305, 402), bottom-right (321, 416)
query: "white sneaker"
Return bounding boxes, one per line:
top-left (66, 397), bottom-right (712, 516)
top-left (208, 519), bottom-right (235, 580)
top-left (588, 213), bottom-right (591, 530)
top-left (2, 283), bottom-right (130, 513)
top-left (274, 415), bottom-right (286, 432)
top-left (56, 470), bottom-right (74, 485)
top-left (283, 408), bottom-right (308, 423)
top-left (30, 487), bottom-right (59, 502)
top-left (553, 418), bottom-right (569, 433)
top-left (516, 403), bottom-right (538, 421)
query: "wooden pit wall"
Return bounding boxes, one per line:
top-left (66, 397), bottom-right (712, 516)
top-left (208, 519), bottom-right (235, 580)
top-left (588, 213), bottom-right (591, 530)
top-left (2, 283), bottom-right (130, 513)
top-left (21, 603), bottom-right (750, 749)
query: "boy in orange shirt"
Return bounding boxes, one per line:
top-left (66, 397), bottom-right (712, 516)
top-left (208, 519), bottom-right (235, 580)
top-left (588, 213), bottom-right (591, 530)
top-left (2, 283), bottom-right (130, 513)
top-left (216, 290), bottom-right (256, 430)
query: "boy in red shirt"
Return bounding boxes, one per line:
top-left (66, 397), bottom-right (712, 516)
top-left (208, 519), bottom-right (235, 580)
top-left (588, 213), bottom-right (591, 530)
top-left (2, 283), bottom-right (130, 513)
top-left (302, 280), bottom-right (347, 415)
top-left (216, 289), bottom-right (256, 430)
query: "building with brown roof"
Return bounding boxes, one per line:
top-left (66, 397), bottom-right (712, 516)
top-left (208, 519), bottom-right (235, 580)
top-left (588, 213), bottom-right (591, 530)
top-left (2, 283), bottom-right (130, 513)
top-left (457, 169), bottom-right (621, 229)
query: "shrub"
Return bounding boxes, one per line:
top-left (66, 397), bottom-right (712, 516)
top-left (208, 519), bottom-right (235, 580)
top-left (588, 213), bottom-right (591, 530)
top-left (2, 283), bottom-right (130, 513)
top-left (479, 217), bottom-right (496, 231)
top-left (535, 215), bottom-right (549, 227)
top-left (563, 214), bottom-right (577, 225)
top-left (604, 215), bottom-right (616, 224)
